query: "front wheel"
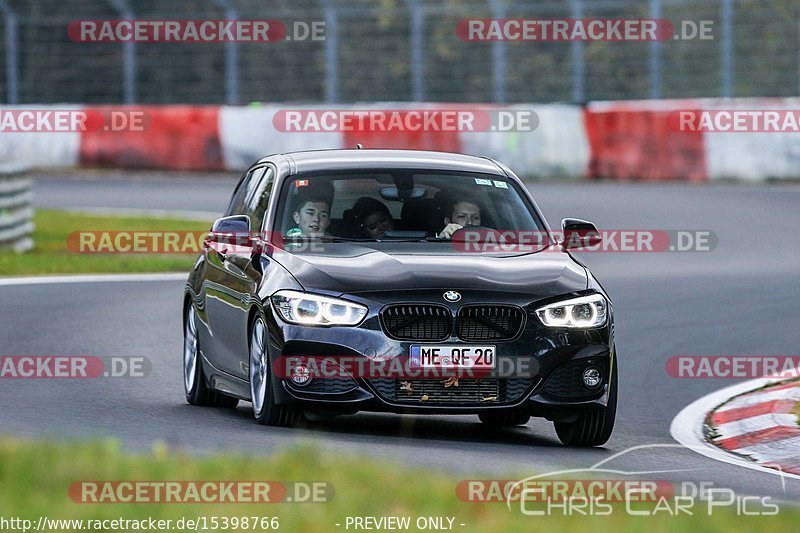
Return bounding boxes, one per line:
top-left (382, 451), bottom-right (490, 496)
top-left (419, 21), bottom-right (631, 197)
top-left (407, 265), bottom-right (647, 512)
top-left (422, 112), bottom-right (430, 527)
top-left (249, 315), bottom-right (302, 427)
top-left (553, 351), bottom-right (618, 447)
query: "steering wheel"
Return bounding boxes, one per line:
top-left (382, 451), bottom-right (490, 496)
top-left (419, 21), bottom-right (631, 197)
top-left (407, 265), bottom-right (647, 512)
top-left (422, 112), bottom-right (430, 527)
top-left (449, 225), bottom-right (499, 242)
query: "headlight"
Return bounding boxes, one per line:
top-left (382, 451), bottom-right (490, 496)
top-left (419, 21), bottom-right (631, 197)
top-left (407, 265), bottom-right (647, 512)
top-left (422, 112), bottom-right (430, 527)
top-left (271, 290), bottom-right (368, 326)
top-left (535, 294), bottom-right (607, 328)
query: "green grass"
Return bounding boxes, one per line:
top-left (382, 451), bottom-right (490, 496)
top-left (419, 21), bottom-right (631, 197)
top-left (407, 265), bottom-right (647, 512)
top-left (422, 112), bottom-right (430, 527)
top-left (0, 437), bottom-right (797, 532)
top-left (0, 210), bottom-right (210, 276)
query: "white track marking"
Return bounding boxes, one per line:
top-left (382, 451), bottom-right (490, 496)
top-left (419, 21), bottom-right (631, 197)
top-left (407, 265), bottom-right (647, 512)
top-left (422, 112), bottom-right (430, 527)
top-left (715, 414), bottom-right (800, 441)
top-left (0, 273), bottom-right (187, 286)
top-left (716, 387), bottom-right (800, 412)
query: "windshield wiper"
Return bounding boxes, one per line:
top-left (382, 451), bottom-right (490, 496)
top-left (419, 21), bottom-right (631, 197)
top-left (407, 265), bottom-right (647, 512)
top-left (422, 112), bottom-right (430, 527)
top-left (281, 235), bottom-right (374, 243)
top-left (376, 238), bottom-right (429, 242)
top-left (281, 235), bottom-right (453, 244)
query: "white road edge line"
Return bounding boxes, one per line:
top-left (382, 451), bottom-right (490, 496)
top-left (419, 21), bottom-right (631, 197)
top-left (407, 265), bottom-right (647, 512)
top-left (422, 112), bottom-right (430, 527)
top-left (0, 273), bottom-right (188, 286)
top-left (670, 377), bottom-right (800, 482)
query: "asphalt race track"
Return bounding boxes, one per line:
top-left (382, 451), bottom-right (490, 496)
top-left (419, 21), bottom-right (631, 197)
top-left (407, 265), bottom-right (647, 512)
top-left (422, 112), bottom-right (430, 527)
top-left (3, 174), bottom-right (800, 501)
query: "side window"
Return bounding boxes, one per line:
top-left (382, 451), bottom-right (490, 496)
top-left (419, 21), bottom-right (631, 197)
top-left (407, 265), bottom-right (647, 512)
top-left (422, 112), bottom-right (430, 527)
top-left (224, 169), bottom-right (255, 216)
top-left (244, 167), bottom-right (267, 208)
top-left (247, 167), bottom-right (275, 232)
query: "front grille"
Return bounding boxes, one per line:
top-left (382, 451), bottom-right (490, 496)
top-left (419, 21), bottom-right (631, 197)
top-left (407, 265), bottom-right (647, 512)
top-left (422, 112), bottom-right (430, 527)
top-left (381, 304), bottom-right (452, 341)
top-left (396, 378), bottom-right (500, 404)
top-left (369, 378), bottom-right (535, 405)
top-left (456, 306), bottom-right (525, 341)
top-left (542, 359), bottom-right (608, 399)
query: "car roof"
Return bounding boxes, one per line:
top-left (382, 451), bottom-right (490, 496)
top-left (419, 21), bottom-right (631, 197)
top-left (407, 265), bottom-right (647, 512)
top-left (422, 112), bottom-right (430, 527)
top-left (258, 149), bottom-right (506, 176)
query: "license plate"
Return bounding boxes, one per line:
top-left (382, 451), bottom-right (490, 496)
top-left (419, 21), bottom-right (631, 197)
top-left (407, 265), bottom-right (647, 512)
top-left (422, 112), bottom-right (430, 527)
top-left (409, 345), bottom-right (496, 369)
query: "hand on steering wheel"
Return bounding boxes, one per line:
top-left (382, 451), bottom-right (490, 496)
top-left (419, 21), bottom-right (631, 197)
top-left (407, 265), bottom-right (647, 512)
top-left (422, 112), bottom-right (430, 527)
top-left (436, 223), bottom-right (463, 240)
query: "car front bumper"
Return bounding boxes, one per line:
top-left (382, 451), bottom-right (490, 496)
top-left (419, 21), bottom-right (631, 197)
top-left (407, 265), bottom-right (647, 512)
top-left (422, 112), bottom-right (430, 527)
top-left (266, 290), bottom-right (614, 419)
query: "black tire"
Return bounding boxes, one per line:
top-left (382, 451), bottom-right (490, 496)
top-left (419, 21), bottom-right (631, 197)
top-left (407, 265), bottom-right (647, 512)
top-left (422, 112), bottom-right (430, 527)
top-left (478, 410), bottom-right (530, 426)
top-left (553, 350), bottom-right (618, 447)
top-left (184, 305), bottom-right (239, 408)
top-left (249, 315), bottom-right (302, 427)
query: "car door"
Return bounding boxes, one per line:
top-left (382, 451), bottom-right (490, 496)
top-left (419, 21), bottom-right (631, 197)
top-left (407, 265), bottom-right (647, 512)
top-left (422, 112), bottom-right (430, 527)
top-left (202, 165), bottom-right (275, 378)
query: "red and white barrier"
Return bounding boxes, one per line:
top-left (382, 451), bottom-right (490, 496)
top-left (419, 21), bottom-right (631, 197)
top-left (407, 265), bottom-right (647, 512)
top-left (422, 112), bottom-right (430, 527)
top-left (80, 105), bottom-right (224, 171)
top-left (219, 105), bottom-right (344, 170)
top-left (0, 105), bottom-right (82, 167)
top-left (583, 100), bottom-right (708, 182)
top-left (702, 99), bottom-right (800, 182)
top-left (710, 381), bottom-right (800, 474)
top-left (2, 100), bottom-right (800, 181)
top-left (459, 104), bottom-right (589, 179)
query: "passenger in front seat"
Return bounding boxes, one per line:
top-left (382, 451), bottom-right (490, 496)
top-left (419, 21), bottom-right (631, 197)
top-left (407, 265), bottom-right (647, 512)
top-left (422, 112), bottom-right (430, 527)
top-left (349, 197), bottom-right (396, 239)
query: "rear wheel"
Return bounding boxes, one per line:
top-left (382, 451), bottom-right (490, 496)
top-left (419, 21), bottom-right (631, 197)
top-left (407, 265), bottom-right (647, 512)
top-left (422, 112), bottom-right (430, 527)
top-left (249, 315), bottom-right (302, 427)
top-left (553, 352), bottom-right (617, 447)
top-left (478, 410), bottom-right (530, 426)
top-left (183, 305), bottom-right (239, 408)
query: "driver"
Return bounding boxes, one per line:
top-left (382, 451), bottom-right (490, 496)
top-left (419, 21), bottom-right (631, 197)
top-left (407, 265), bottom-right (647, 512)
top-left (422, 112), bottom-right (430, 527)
top-left (287, 182), bottom-right (334, 238)
top-left (437, 197), bottom-right (482, 239)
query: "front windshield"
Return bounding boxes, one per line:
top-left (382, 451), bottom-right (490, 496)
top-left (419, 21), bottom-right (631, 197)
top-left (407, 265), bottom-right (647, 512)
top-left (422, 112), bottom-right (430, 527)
top-left (275, 170), bottom-right (547, 245)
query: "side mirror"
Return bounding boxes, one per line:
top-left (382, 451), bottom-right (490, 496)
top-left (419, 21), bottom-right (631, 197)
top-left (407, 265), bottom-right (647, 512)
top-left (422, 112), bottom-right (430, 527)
top-left (205, 215), bottom-right (252, 253)
top-left (561, 218), bottom-right (601, 250)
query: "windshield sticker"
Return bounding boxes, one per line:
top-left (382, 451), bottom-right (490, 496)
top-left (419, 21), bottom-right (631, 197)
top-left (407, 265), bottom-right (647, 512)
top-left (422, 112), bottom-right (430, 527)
top-left (493, 180), bottom-right (508, 189)
top-left (296, 179), bottom-right (309, 187)
top-left (474, 178), bottom-right (493, 186)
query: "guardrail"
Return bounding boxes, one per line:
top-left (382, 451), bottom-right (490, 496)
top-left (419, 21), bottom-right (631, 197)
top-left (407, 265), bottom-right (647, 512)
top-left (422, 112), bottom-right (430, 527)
top-left (0, 164), bottom-right (33, 252)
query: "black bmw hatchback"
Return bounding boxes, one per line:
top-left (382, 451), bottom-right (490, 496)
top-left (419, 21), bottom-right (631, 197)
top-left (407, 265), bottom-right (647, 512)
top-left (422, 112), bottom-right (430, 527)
top-left (183, 149), bottom-right (617, 446)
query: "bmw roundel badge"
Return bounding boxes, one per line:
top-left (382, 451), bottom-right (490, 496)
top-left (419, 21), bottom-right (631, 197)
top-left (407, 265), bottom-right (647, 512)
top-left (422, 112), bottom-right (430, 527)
top-left (444, 291), bottom-right (461, 302)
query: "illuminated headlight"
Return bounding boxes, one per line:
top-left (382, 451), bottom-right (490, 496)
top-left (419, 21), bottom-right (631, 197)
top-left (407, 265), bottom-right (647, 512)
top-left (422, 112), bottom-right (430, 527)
top-left (535, 294), bottom-right (607, 329)
top-left (271, 290), bottom-right (367, 326)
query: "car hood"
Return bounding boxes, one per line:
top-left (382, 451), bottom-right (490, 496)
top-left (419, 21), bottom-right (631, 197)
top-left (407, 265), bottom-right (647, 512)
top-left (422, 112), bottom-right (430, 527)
top-left (270, 243), bottom-right (587, 297)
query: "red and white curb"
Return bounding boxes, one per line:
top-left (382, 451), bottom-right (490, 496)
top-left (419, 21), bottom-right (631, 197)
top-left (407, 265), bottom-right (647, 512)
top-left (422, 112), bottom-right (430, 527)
top-left (709, 380), bottom-right (800, 473)
top-left (671, 378), bottom-right (800, 481)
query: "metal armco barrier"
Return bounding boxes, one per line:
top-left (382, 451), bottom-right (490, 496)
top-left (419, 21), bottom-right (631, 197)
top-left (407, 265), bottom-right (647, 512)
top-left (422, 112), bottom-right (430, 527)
top-left (0, 164), bottom-right (33, 252)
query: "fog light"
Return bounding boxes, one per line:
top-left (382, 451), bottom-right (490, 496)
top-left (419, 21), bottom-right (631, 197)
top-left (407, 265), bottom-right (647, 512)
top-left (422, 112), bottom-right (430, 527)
top-left (582, 367), bottom-right (602, 389)
top-left (290, 364), bottom-right (312, 386)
